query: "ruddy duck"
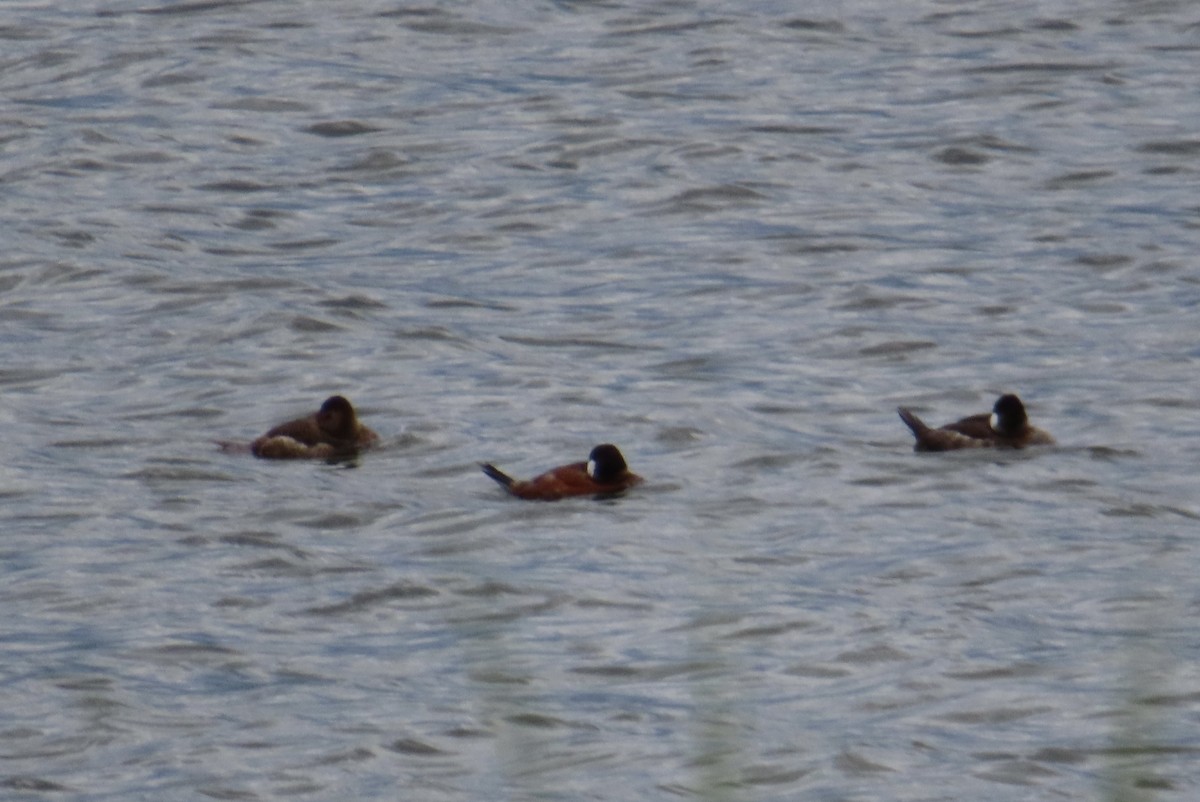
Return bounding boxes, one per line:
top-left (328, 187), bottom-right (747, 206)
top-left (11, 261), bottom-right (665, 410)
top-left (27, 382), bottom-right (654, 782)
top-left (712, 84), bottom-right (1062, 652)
top-left (481, 444), bottom-right (643, 500)
top-left (898, 393), bottom-right (1054, 452)
top-left (220, 395), bottom-right (379, 460)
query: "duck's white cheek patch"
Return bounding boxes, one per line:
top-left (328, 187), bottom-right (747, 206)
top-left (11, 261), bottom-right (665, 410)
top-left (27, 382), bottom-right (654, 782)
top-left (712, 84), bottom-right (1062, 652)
top-left (586, 459), bottom-right (597, 478)
top-left (990, 412), bottom-right (1000, 433)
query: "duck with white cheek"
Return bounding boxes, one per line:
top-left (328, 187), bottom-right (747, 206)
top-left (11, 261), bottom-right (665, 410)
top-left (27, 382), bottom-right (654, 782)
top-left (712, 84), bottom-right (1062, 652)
top-left (897, 393), bottom-right (1054, 452)
top-left (481, 444), bottom-right (643, 500)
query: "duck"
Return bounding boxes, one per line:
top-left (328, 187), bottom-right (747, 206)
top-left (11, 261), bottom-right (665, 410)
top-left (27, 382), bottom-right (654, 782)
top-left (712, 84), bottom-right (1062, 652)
top-left (219, 395), bottom-right (379, 459)
top-left (897, 393), bottom-right (1054, 452)
top-left (481, 444), bottom-right (643, 500)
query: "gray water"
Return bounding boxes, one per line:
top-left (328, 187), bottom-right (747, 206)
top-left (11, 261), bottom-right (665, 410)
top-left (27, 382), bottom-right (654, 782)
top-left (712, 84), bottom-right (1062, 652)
top-left (2, 1), bottom-right (1199, 800)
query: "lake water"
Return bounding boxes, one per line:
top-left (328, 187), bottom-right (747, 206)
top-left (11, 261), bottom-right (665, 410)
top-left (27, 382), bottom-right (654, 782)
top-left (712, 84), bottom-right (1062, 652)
top-left (2, 1), bottom-right (1199, 800)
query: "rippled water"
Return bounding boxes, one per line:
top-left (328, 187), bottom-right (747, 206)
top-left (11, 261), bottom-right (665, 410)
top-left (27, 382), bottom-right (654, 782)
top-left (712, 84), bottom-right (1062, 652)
top-left (3, 1), bottom-right (1199, 800)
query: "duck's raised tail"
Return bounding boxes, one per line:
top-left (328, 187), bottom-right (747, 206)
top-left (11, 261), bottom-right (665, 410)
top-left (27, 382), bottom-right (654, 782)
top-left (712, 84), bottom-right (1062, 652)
top-left (896, 407), bottom-right (929, 438)
top-left (481, 463), bottom-right (516, 489)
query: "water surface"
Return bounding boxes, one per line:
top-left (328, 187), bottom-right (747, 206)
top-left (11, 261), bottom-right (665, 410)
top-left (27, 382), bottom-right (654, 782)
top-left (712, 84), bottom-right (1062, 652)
top-left (2, 1), bottom-right (1199, 800)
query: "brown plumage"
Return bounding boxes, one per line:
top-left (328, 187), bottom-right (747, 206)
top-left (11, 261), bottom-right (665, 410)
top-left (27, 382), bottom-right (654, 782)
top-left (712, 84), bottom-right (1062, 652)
top-left (219, 395), bottom-right (379, 459)
top-left (898, 393), bottom-right (1054, 452)
top-left (481, 444), bottom-right (643, 501)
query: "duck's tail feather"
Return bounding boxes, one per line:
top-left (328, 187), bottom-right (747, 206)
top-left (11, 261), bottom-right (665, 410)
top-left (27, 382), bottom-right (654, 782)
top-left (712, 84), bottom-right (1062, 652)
top-left (897, 407), bottom-right (929, 437)
top-left (481, 463), bottom-right (515, 488)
